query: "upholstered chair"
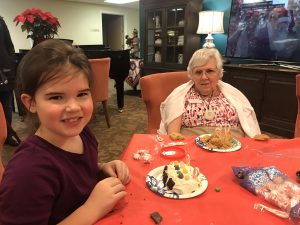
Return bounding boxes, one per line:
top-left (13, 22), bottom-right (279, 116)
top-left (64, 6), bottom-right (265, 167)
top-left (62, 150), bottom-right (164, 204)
top-left (89, 58), bottom-right (111, 128)
top-left (0, 102), bottom-right (7, 182)
top-left (140, 71), bottom-right (189, 133)
top-left (295, 74), bottom-right (300, 137)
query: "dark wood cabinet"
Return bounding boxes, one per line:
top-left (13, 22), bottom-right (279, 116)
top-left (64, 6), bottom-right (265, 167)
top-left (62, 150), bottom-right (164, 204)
top-left (140, 0), bottom-right (202, 75)
top-left (223, 64), bottom-right (299, 138)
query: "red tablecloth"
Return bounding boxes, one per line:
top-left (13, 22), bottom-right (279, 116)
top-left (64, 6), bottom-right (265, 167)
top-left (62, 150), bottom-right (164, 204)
top-left (96, 134), bottom-right (300, 225)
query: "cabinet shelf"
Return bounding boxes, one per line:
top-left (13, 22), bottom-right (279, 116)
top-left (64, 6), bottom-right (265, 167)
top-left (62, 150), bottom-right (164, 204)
top-left (141, 0), bottom-right (202, 74)
top-left (147, 28), bottom-right (163, 31)
top-left (166, 26), bottom-right (184, 29)
top-left (166, 45), bottom-right (184, 47)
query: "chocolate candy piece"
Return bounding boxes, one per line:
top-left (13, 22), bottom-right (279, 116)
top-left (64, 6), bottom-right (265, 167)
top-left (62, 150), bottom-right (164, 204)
top-left (150, 211), bottom-right (163, 224)
top-left (178, 172), bottom-right (184, 179)
top-left (166, 178), bottom-right (175, 190)
top-left (162, 171), bottom-right (168, 186)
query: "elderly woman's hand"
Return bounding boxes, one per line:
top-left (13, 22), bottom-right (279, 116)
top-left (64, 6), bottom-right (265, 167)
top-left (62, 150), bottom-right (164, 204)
top-left (169, 132), bottom-right (185, 140)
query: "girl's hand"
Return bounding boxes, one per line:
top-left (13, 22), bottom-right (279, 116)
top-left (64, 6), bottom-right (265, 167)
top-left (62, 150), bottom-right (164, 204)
top-left (83, 177), bottom-right (126, 221)
top-left (99, 160), bottom-right (131, 185)
top-left (58, 177), bottom-right (126, 224)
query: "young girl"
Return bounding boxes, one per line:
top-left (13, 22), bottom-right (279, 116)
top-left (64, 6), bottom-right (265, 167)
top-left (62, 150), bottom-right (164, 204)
top-left (0, 39), bottom-right (130, 224)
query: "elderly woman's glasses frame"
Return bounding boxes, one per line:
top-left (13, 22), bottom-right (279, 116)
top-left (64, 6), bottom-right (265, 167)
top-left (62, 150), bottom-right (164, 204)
top-left (192, 68), bottom-right (218, 77)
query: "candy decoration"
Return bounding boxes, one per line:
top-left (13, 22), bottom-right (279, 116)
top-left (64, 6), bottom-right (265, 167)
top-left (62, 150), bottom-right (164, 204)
top-left (215, 187), bottom-right (221, 192)
top-left (185, 153), bottom-right (191, 166)
top-left (132, 150), bottom-right (152, 163)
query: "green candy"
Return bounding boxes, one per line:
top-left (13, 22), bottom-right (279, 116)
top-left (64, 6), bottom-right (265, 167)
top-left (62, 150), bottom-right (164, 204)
top-left (215, 187), bottom-right (221, 192)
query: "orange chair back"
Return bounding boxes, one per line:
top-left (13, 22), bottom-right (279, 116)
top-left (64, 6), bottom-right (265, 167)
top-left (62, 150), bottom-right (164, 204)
top-left (89, 58), bottom-right (111, 102)
top-left (140, 71), bottom-right (189, 133)
top-left (89, 58), bottom-right (111, 128)
top-left (295, 74), bottom-right (300, 137)
top-left (0, 102), bottom-right (7, 182)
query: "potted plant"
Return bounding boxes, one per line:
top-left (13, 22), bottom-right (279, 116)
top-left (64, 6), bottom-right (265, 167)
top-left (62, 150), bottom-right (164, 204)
top-left (14, 8), bottom-right (60, 46)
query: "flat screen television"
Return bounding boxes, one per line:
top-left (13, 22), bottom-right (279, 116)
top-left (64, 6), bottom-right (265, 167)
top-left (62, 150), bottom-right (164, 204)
top-left (225, 0), bottom-right (300, 66)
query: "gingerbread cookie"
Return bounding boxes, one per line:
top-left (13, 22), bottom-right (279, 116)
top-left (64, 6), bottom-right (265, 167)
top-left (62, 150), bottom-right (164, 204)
top-left (253, 134), bottom-right (270, 141)
top-left (169, 132), bottom-right (185, 140)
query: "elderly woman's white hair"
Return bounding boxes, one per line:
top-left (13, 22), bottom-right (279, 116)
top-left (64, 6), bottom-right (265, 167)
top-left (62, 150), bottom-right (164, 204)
top-left (187, 48), bottom-right (224, 78)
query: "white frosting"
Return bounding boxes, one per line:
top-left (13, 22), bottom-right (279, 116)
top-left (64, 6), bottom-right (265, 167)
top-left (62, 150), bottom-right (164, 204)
top-left (165, 161), bottom-right (201, 195)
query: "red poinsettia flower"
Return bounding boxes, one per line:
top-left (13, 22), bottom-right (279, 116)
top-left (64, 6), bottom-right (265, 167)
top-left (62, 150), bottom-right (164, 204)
top-left (13, 8), bottom-right (61, 40)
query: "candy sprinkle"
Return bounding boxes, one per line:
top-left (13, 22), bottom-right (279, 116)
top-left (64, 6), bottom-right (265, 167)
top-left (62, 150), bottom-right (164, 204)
top-left (215, 187), bottom-right (221, 192)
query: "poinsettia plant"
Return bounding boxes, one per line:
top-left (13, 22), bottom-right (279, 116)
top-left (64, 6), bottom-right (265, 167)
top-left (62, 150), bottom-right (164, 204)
top-left (13, 8), bottom-right (60, 40)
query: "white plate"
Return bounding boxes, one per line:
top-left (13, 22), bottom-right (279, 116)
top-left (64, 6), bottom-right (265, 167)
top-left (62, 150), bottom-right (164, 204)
top-left (146, 165), bottom-right (208, 199)
top-left (195, 134), bottom-right (242, 152)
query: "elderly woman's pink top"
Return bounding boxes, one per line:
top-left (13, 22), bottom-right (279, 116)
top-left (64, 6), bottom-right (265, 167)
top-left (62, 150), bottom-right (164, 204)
top-left (181, 87), bottom-right (241, 129)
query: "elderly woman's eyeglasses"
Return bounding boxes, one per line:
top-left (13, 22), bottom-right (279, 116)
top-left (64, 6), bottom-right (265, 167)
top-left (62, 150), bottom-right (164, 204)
top-left (192, 68), bottom-right (218, 77)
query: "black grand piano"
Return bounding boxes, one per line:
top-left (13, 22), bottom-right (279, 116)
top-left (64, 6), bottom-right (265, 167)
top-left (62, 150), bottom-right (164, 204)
top-left (17, 44), bottom-right (130, 112)
top-left (79, 45), bottom-right (130, 111)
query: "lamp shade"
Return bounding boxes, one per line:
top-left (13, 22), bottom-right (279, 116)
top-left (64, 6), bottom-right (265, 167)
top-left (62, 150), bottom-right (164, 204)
top-left (196, 11), bottom-right (224, 34)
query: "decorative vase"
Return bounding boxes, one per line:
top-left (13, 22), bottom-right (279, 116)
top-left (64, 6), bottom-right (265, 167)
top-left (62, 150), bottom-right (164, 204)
top-left (154, 51), bottom-right (161, 63)
top-left (178, 54), bottom-right (183, 64)
top-left (155, 16), bottom-right (160, 28)
top-left (32, 37), bottom-right (47, 47)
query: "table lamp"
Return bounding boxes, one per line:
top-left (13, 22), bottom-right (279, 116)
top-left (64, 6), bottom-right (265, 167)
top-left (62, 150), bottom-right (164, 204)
top-left (196, 11), bottom-right (224, 48)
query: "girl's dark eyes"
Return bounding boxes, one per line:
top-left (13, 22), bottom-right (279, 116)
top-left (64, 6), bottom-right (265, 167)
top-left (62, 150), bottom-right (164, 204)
top-left (78, 92), bottom-right (89, 97)
top-left (49, 96), bottom-right (62, 100)
top-left (47, 92), bottom-right (90, 100)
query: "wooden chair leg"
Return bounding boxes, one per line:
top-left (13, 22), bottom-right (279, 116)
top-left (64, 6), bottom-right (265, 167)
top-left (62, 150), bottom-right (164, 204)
top-left (101, 100), bottom-right (110, 128)
top-left (0, 147), bottom-right (4, 182)
top-left (6, 123), bottom-right (21, 144)
top-left (0, 162), bottom-right (4, 182)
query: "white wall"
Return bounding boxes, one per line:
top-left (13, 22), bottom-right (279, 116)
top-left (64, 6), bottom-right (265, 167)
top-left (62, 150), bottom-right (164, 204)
top-left (0, 0), bottom-right (139, 51)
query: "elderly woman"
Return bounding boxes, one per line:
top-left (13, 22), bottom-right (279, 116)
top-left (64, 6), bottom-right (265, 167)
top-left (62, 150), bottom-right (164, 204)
top-left (158, 48), bottom-right (261, 138)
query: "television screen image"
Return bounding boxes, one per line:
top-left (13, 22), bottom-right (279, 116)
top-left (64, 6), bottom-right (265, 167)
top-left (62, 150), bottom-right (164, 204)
top-left (226, 0), bottom-right (300, 63)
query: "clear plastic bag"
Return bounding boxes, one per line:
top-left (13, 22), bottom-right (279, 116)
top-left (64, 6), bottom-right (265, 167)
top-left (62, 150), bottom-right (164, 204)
top-left (232, 166), bottom-right (300, 224)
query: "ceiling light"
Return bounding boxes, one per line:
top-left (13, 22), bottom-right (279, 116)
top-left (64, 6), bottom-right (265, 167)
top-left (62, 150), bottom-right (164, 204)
top-left (104, 0), bottom-right (139, 4)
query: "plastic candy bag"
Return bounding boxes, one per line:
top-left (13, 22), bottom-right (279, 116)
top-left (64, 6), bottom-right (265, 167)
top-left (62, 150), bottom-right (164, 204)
top-left (232, 166), bottom-right (300, 223)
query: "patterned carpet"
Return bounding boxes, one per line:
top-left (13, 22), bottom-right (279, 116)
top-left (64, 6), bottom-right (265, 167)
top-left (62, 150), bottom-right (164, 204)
top-left (2, 89), bottom-right (147, 165)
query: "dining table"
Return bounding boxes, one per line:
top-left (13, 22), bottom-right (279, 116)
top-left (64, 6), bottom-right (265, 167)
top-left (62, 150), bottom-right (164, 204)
top-left (95, 134), bottom-right (300, 225)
